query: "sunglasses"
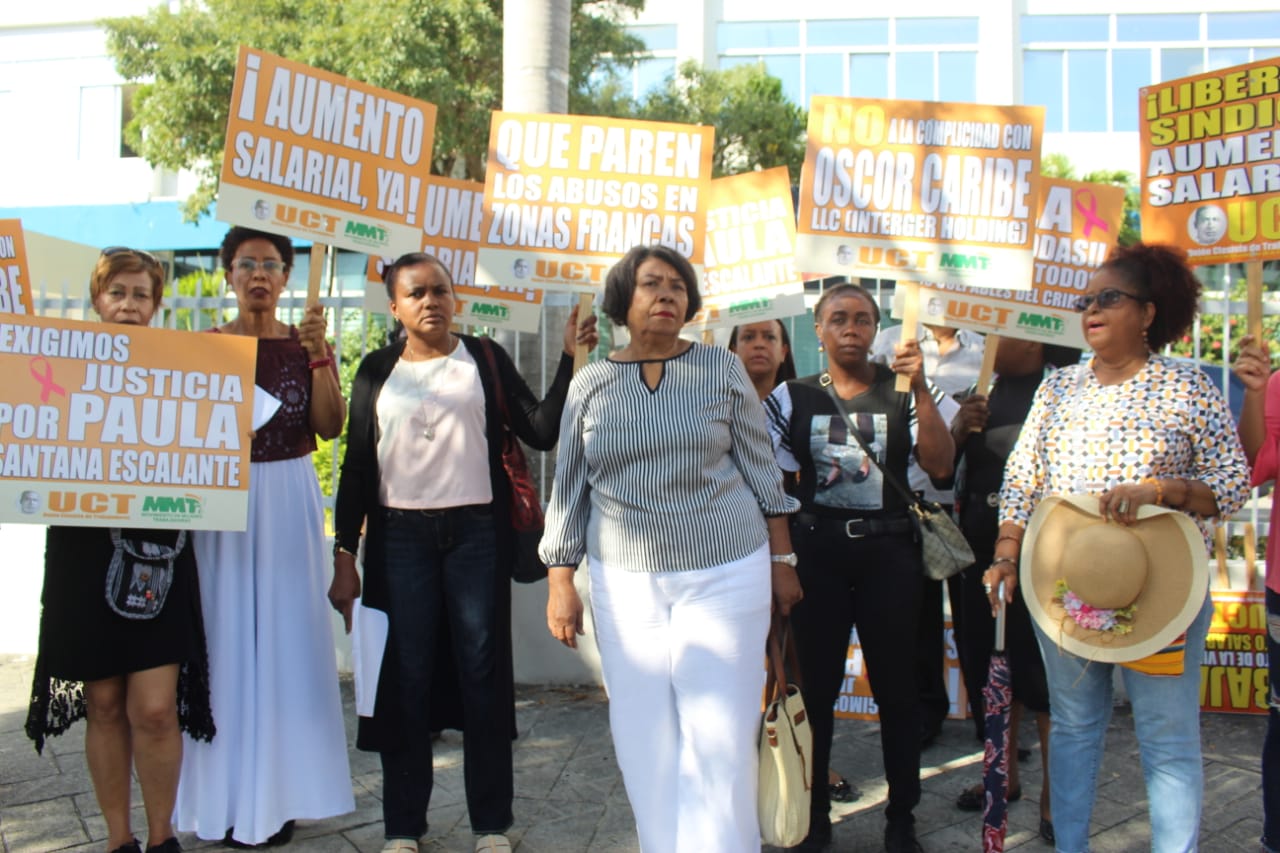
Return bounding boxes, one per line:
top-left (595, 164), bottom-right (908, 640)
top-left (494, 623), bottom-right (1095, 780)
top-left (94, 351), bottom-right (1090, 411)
top-left (232, 258), bottom-right (287, 275)
top-left (101, 246), bottom-right (161, 267)
top-left (1072, 288), bottom-right (1146, 313)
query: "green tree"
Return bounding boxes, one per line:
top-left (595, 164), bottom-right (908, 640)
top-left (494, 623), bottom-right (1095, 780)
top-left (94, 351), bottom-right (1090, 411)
top-left (633, 61), bottom-right (806, 178)
top-left (104, 0), bottom-right (646, 221)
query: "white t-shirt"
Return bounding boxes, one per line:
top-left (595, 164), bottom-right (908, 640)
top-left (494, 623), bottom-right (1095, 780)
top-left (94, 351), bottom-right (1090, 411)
top-left (376, 342), bottom-right (493, 509)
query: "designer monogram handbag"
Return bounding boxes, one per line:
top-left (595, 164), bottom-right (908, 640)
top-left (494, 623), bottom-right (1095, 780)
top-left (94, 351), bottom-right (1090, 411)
top-left (758, 618), bottom-right (812, 848)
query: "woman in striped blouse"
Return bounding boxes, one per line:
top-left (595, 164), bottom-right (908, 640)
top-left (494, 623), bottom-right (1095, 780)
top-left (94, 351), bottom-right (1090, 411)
top-left (540, 244), bottom-right (802, 853)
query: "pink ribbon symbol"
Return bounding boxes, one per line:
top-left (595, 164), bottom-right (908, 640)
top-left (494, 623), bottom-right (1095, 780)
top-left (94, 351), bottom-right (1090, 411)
top-left (29, 357), bottom-right (67, 403)
top-left (1074, 189), bottom-right (1110, 239)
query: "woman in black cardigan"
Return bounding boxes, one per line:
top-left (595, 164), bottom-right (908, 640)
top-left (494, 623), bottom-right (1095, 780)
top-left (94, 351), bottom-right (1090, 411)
top-left (329, 252), bottom-right (596, 853)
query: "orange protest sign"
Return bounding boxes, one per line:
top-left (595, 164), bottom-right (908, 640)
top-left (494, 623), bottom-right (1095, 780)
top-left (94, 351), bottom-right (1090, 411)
top-left (797, 97), bottom-right (1044, 289)
top-left (476, 112), bottom-right (714, 293)
top-left (835, 623), bottom-right (969, 721)
top-left (1140, 58), bottom-right (1280, 266)
top-left (895, 178), bottom-right (1124, 349)
top-left (219, 46), bottom-right (437, 256)
top-left (0, 220), bottom-right (34, 315)
top-left (0, 316), bottom-right (256, 530)
top-left (1200, 590), bottom-right (1268, 715)
top-left (685, 167), bottom-right (806, 333)
top-left (365, 176), bottom-right (544, 334)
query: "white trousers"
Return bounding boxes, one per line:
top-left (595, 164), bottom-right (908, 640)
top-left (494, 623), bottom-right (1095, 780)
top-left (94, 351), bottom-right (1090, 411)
top-left (590, 543), bottom-right (772, 853)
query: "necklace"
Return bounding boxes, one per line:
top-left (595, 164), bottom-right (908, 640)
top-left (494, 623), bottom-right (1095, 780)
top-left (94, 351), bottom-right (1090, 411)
top-left (406, 348), bottom-right (452, 440)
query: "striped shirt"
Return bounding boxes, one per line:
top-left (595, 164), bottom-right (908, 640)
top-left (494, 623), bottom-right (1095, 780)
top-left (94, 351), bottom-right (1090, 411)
top-left (539, 343), bottom-right (799, 573)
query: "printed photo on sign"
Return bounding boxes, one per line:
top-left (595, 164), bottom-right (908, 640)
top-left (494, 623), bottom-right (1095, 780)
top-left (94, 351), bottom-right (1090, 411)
top-left (811, 412), bottom-right (885, 511)
top-left (1140, 57), bottom-right (1280, 266)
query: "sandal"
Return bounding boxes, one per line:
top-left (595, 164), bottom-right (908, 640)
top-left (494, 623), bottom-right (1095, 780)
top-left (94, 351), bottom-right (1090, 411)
top-left (828, 777), bottom-right (861, 803)
top-left (475, 835), bottom-right (511, 853)
top-left (955, 783), bottom-right (1021, 811)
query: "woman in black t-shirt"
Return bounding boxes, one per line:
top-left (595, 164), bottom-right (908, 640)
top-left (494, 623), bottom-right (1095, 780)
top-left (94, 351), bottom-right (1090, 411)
top-left (765, 283), bottom-right (953, 853)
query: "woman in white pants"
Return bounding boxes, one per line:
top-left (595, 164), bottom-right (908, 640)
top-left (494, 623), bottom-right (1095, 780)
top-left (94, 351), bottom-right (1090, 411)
top-left (541, 245), bottom-right (802, 852)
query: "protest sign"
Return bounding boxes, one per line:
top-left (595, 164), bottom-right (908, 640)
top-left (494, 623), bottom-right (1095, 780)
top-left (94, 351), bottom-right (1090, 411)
top-left (835, 622), bottom-right (969, 721)
top-left (476, 112), bottom-right (714, 293)
top-left (1140, 57), bottom-right (1280, 266)
top-left (1200, 589), bottom-right (1268, 714)
top-left (365, 176), bottom-right (544, 333)
top-left (219, 46), bottom-right (437, 257)
top-left (0, 221), bottom-right (34, 315)
top-left (0, 316), bottom-right (256, 530)
top-left (685, 167), bottom-right (806, 333)
top-left (891, 178), bottom-right (1124, 349)
top-left (797, 96), bottom-right (1044, 289)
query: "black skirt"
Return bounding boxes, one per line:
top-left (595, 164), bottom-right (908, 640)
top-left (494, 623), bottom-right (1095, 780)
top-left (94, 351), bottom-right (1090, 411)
top-left (25, 526), bottom-right (215, 753)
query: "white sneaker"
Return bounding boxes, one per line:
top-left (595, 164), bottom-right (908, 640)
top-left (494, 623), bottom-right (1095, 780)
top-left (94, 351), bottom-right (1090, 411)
top-left (474, 834), bottom-right (511, 853)
top-left (381, 840), bottom-right (419, 853)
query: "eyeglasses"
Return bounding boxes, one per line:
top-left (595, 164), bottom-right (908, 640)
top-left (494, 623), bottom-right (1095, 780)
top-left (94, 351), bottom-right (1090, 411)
top-left (1072, 288), bottom-right (1146, 313)
top-left (101, 246), bottom-right (161, 267)
top-left (232, 258), bottom-right (286, 275)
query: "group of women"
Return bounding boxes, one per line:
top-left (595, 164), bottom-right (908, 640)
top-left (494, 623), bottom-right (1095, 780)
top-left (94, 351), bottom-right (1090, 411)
top-left (22, 232), bottom-right (1268, 853)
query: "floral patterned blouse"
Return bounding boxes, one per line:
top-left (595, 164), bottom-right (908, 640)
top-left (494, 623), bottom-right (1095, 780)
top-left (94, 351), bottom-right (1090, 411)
top-left (999, 353), bottom-right (1249, 551)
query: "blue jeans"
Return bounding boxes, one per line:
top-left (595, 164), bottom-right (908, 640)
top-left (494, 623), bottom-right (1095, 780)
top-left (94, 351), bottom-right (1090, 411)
top-left (1036, 594), bottom-right (1211, 853)
top-left (1263, 588), bottom-right (1280, 852)
top-left (377, 505), bottom-right (512, 839)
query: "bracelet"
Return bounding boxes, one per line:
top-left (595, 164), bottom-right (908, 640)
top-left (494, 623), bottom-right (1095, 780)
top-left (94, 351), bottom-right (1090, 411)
top-left (990, 557), bottom-right (1018, 570)
top-left (309, 357), bottom-right (333, 370)
top-left (1142, 477), bottom-right (1164, 506)
top-left (995, 535), bottom-right (1021, 548)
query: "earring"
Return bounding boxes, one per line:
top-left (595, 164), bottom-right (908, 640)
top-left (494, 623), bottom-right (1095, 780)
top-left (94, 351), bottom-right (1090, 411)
top-left (1142, 327), bottom-right (1150, 347)
top-left (818, 343), bottom-right (825, 352)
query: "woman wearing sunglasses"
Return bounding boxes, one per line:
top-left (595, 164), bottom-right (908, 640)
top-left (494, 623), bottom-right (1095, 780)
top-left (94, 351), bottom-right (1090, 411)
top-left (175, 227), bottom-right (353, 847)
top-left (26, 248), bottom-right (214, 853)
top-left (987, 243), bottom-right (1249, 853)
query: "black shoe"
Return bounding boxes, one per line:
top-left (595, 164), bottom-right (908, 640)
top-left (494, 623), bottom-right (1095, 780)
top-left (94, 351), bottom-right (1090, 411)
top-left (920, 720), bottom-right (943, 748)
top-left (110, 841), bottom-right (142, 853)
top-left (1017, 747), bottom-right (1032, 762)
top-left (884, 821), bottom-right (923, 853)
top-left (266, 821), bottom-right (295, 847)
top-left (829, 777), bottom-right (861, 803)
top-left (146, 839), bottom-right (182, 853)
top-left (1039, 818), bottom-right (1055, 845)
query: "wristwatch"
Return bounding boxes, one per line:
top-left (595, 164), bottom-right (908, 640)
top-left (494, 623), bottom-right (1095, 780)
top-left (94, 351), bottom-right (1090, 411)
top-left (770, 552), bottom-right (799, 567)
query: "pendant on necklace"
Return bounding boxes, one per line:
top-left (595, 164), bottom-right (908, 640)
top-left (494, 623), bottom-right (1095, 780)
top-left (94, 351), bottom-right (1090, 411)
top-left (423, 423), bottom-right (435, 441)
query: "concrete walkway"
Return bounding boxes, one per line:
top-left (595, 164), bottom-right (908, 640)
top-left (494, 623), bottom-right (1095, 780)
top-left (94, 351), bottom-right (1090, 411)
top-left (0, 654), bottom-right (1267, 852)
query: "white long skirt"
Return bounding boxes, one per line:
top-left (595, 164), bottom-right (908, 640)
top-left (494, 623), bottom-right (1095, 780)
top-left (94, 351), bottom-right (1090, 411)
top-left (176, 456), bottom-right (354, 844)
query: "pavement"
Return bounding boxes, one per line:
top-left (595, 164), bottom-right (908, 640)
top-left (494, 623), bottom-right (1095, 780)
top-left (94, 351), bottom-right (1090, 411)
top-left (0, 653), bottom-right (1269, 853)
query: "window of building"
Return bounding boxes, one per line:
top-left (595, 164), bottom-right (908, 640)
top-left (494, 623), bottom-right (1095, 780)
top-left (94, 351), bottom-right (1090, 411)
top-left (849, 53), bottom-right (889, 98)
top-left (895, 17), bottom-right (979, 45)
top-left (78, 85), bottom-right (139, 161)
top-left (717, 21), bottom-right (800, 52)
top-left (1021, 12), bottom-right (1280, 132)
top-left (808, 19), bottom-right (888, 48)
top-left (1020, 15), bottom-right (1109, 43)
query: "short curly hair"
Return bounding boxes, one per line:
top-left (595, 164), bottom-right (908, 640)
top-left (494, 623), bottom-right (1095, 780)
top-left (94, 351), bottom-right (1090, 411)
top-left (382, 252), bottom-right (453, 300)
top-left (1097, 243), bottom-right (1201, 351)
top-left (219, 227), bottom-right (294, 273)
top-left (601, 245), bottom-right (702, 327)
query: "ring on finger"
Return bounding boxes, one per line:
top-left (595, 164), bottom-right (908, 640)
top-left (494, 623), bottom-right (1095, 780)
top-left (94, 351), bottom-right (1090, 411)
top-left (983, 582), bottom-right (992, 593)
top-left (1117, 499), bottom-right (1130, 514)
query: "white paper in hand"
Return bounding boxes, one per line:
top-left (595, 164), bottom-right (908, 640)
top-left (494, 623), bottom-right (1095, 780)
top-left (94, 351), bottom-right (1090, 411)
top-left (351, 603), bottom-right (388, 717)
top-left (252, 385), bottom-right (282, 431)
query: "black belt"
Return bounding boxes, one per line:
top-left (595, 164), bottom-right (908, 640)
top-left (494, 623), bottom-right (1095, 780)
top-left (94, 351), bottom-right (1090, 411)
top-left (794, 512), bottom-right (914, 539)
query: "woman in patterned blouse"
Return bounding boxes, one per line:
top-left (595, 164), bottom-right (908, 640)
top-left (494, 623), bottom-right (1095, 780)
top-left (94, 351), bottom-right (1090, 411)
top-left (984, 243), bottom-right (1249, 853)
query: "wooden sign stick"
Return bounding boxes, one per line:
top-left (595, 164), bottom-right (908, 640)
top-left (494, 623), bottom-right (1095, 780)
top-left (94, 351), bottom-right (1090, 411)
top-left (894, 282), bottom-right (919, 393)
top-left (307, 243), bottom-right (325, 306)
top-left (1247, 261), bottom-right (1264, 343)
top-left (573, 293), bottom-right (593, 373)
top-left (971, 333), bottom-right (1001, 431)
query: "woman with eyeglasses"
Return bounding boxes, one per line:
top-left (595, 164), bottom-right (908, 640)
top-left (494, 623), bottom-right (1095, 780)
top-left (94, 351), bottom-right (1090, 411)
top-left (990, 243), bottom-right (1249, 853)
top-left (175, 227), bottom-right (353, 847)
top-left (763, 283), bottom-right (953, 853)
top-left (25, 248), bottom-right (214, 853)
